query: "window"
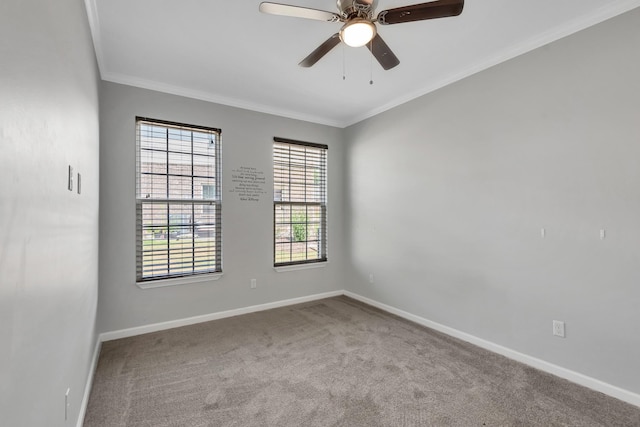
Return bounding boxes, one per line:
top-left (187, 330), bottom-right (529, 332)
top-left (273, 137), bottom-right (327, 266)
top-left (136, 117), bottom-right (222, 283)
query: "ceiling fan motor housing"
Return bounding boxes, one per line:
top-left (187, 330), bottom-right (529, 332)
top-left (337, 0), bottom-right (378, 19)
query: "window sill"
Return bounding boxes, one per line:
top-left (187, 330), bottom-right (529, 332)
top-left (274, 262), bottom-right (327, 273)
top-left (136, 272), bottom-right (223, 289)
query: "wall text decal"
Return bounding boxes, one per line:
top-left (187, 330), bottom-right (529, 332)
top-left (229, 166), bottom-right (267, 202)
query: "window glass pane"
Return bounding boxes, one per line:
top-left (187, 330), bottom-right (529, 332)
top-left (141, 203), bottom-right (168, 239)
top-left (201, 184), bottom-right (216, 200)
top-left (167, 128), bottom-right (191, 153)
top-left (193, 154), bottom-right (215, 175)
top-left (168, 152), bottom-right (192, 176)
top-left (140, 149), bottom-right (167, 175)
top-left (275, 242), bottom-right (292, 264)
top-left (306, 206), bottom-right (321, 240)
top-left (139, 173), bottom-right (167, 199)
top-left (192, 132), bottom-right (217, 155)
top-left (168, 175), bottom-right (193, 199)
top-left (139, 124), bottom-right (167, 151)
top-left (194, 202), bottom-right (218, 230)
top-left (275, 204), bottom-right (291, 243)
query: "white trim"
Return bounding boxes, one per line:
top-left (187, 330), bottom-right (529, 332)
top-left (76, 337), bottom-right (102, 427)
top-left (99, 290), bottom-right (342, 342)
top-left (342, 0), bottom-right (640, 127)
top-left (86, 1), bottom-right (640, 129)
top-left (136, 272), bottom-right (223, 289)
top-left (101, 72), bottom-right (344, 128)
top-left (87, 289), bottom-right (640, 410)
top-left (83, 0), bottom-right (105, 77)
top-left (343, 291), bottom-right (640, 408)
top-left (274, 262), bottom-right (327, 273)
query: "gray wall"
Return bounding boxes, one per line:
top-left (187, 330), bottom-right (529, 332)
top-left (0, 0), bottom-right (100, 426)
top-left (345, 9), bottom-right (640, 395)
top-left (3, 3), bottom-right (638, 424)
top-left (98, 82), bottom-right (346, 333)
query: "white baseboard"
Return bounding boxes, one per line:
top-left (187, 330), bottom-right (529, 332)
top-left (343, 290), bottom-right (640, 408)
top-left (99, 290), bottom-right (343, 342)
top-left (76, 337), bottom-right (102, 427)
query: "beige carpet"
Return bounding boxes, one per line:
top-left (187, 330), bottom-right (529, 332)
top-left (84, 296), bottom-right (640, 426)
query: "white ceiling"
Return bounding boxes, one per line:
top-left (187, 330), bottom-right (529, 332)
top-left (86, 0), bottom-right (640, 128)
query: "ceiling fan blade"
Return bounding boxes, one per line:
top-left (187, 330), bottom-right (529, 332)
top-left (259, 2), bottom-right (341, 22)
top-left (299, 33), bottom-right (341, 67)
top-left (377, 0), bottom-right (464, 25)
top-left (366, 34), bottom-right (400, 70)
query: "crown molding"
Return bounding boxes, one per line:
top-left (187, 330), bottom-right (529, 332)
top-left (101, 72), bottom-right (345, 128)
top-left (85, 0), bottom-right (640, 129)
top-left (343, 0), bottom-right (640, 127)
top-left (83, 0), bottom-right (105, 75)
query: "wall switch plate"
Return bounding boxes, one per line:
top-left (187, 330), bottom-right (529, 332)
top-left (250, 279), bottom-right (256, 289)
top-left (553, 320), bottom-right (565, 338)
top-left (65, 388), bottom-right (70, 420)
top-left (369, 274), bottom-right (374, 284)
top-left (68, 166), bottom-right (73, 191)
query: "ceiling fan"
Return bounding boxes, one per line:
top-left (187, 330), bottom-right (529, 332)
top-left (259, 0), bottom-right (464, 70)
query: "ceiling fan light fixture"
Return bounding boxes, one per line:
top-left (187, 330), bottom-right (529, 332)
top-left (339, 18), bottom-right (376, 47)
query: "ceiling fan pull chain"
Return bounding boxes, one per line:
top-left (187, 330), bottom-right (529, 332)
top-left (342, 44), bottom-right (346, 80)
top-left (369, 39), bottom-right (374, 85)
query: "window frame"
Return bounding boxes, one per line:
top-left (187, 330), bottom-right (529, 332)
top-left (273, 137), bottom-right (328, 268)
top-left (135, 117), bottom-right (222, 286)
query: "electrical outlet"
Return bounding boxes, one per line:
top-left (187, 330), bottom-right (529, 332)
top-left (553, 320), bottom-right (565, 338)
top-left (368, 274), bottom-right (374, 284)
top-left (250, 279), bottom-right (256, 289)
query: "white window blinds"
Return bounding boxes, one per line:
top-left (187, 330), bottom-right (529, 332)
top-left (273, 137), bottom-right (327, 266)
top-left (136, 117), bottom-right (222, 282)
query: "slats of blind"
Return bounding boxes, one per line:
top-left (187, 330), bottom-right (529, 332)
top-left (137, 121), bottom-right (219, 201)
top-left (273, 139), bottom-right (327, 266)
top-left (136, 202), bottom-right (221, 280)
top-left (136, 118), bottom-right (222, 281)
top-left (273, 142), bottom-right (327, 203)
